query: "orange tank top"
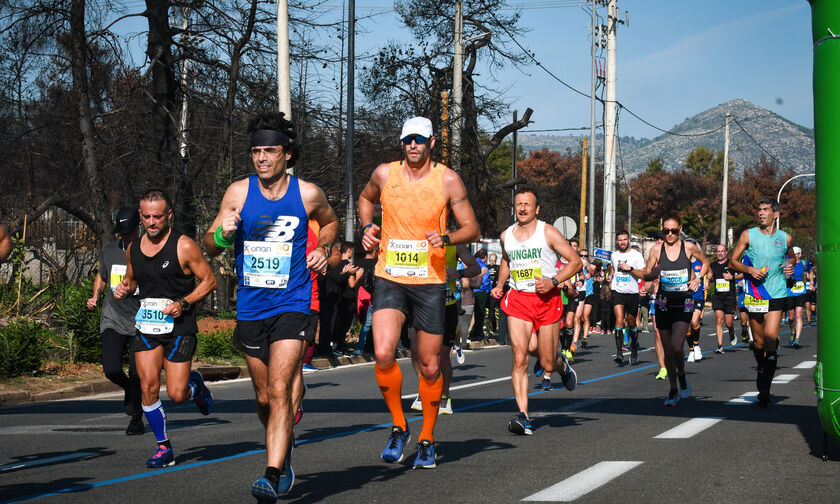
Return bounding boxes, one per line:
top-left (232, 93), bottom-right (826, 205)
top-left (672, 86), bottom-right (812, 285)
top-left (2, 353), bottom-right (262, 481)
top-left (375, 160), bottom-right (449, 284)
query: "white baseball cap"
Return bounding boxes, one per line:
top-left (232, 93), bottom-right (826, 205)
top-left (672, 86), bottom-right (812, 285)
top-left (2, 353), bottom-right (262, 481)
top-left (400, 117), bottom-right (433, 140)
top-left (793, 246), bottom-right (802, 254)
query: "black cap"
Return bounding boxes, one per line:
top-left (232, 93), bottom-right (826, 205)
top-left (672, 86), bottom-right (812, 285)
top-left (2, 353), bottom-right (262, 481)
top-left (113, 207), bottom-right (139, 234)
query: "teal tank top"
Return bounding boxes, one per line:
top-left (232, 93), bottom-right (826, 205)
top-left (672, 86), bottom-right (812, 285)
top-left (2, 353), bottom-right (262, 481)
top-left (744, 227), bottom-right (788, 299)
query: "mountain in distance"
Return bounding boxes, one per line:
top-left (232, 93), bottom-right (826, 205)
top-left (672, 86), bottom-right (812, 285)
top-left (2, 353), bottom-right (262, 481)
top-left (516, 99), bottom-right (814, 179)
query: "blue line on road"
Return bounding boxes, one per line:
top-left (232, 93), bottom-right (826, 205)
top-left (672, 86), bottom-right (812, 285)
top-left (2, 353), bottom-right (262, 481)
top-left (1, 331), bottom-right (797, 503)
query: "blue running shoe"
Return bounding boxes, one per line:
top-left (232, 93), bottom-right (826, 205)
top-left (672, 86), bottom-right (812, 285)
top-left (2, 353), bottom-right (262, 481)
top-left (540, 377), bottom-right (553, 391)
top-left (381, 425), bottom-right (411, 463)
top-left (413, 440), bottom-right (437, 469)
top-left (146, 444), bottom-right (175, 468)
top-left (559, 353), bottom-right (577, 391)
top-left (533, 360), bottom-right (544, 378)
top-left (302, 363), bottom-right (318, 372)
top-left (508, 412), bottom-right (533, 435)
top-left (250, 466), bottom-right (294, 502)
top-left (190, 370), bottom-right (213, 415)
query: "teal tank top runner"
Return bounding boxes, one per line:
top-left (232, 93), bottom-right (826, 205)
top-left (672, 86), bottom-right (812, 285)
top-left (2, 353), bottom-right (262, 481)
top-left (744, 227), bottom-right (788, 299)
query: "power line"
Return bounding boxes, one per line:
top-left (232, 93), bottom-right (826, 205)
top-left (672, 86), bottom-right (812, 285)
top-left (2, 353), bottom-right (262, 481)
top-left (616, 101), bottom-right (727, 138)
top-left (731, 117), bottom-right (794, 172)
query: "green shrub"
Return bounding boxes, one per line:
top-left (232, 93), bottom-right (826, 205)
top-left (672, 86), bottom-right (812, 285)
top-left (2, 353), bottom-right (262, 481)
top-left (197, 329), bottom-right (241, 360)
top-left (0, 317), bottom-right (50, 378)
top-left (52, 279), bottom-right (101, 363)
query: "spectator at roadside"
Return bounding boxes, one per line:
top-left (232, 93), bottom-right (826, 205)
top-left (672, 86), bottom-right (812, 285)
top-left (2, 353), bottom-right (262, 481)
top-left (485, 252), bottom-right (501, 337)
top-left (469, 249), bottom-right (491, 342)
top-left (351, 245), bottom-right (378, 355)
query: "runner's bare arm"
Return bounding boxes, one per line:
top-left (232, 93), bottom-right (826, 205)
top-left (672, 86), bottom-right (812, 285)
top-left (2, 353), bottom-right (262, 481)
top-left (164, 236), bottom-right (217, 317)
top-left (86, 271), bottom-right (106, 309)
top-left (544, 224), bottom-right (582, 284)
top-left (300, 181), bottom-right (338, 274)
top-left (204, 180), bottom-right (248, 257)
top-left (490, 237), bottom-right (510, 299)
top-left (437, 169), bottom-right (480, 246)
top-left (457, 245), bottom-right (481, 278)
top-left (114, 245), bottom-right (138, 299)
top-left (359, 163), bottom-right (388, 251)
top-left (685, 241), bottom-right (709, 292)
top-left (783, 235), bottom-right (796, 275)
top-left (729, 230), bottom-right (763, 279)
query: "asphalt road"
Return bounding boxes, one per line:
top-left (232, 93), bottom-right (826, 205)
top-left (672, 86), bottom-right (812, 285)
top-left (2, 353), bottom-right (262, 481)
top-left (1, 314), bottom-right (836, 503)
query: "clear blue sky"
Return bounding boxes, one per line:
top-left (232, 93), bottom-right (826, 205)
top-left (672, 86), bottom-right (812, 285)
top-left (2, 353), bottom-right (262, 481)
top-left (346, 0), bottom-right (813, 139)
top-left (111, 1), bottom-right (814, 140)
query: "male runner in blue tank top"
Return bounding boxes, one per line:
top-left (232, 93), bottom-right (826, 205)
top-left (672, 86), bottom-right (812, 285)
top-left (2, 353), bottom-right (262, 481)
top-left (730, 198), bottom-right (795, 408)
top-left (115, 190), bottom-right (218, 468)
top-left (204, 112), bottom-right (337, 501)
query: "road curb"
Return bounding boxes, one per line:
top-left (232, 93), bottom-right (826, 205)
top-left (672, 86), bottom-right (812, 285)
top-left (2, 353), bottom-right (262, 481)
top-left (0, 338), bottom-right (501, 407)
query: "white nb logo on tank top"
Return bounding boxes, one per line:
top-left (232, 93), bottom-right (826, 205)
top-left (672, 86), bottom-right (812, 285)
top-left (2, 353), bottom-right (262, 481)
top-left (258, 215), bottom-right (300, 242)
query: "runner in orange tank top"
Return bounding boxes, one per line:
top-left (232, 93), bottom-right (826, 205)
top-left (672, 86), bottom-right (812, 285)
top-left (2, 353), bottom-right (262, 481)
top-left (359, 116), bottom-right (480, 469)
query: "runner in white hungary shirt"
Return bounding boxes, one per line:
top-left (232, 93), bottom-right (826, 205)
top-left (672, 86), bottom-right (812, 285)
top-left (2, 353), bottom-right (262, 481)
top-left (608, 230), bottom-right (646, 365)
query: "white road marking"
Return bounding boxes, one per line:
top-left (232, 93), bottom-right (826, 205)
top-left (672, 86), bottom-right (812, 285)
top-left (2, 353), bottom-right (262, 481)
top-left (772, 374), bottom-right (798, 384)
top-left (794, 361), bottom-right (816, 369)
top-left (402, 376), bottom-right (511, 399)
top-left (522, 461), bottom-right (643, 501)
top-left (727, 392), bottom-right (758, 405)
top-left (654, 417), bottom-right (724, 439)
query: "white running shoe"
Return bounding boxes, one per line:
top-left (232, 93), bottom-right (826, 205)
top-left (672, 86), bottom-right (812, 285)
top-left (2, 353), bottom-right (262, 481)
top-left (454, 344), bottom-right (465, 365)
top-left (694, 345), bottom-right (702, 361)
top-left (438, 396), bottom-right (453, 415)
top-left (687, 352), bottom-right (696, 363)
top-left (410, 396), bottom-right (422, 411)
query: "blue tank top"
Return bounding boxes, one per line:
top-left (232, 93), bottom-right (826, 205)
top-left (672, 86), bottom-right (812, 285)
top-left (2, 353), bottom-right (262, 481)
top-left (585, 276), bottom-right (594, 296)
top-left (744, 227), bottom-right (788, 300)
top-left (787, 260), bottom-right (806, 296)
top-left (235, 175), bottom-right (311, 320)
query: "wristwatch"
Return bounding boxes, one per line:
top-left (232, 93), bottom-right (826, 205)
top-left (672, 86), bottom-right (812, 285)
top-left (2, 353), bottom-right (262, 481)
top-left (441, 234), bottom-right (451, 246)
top-left (177, 297), bottom-right (191, 312)
top-left (551, 277), bottom-right (560, 287)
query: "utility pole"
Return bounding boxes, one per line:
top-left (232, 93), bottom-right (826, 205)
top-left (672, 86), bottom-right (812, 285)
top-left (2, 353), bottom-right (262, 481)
top-left (720, 112), bottom-right (731, 246)
top-left (451, 0), bottom-right (463, 172)
top-left (580, 137), bottom-right (588, 245)
top-left (344, 0), bottom-right (355, 241)
top-left (588, 0), bottom-right (598, 251)
top-left (512, 109), bottom-right (518, 221)
top-left (277, 0), bottom-right (292, 175)
top-left (277, 0), bottom-right (291, 118)
top-left (602, 0), bottom-right (618, 249)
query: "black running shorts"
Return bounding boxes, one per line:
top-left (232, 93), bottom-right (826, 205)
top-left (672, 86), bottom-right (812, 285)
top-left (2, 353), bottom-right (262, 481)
top-left (611, 291), bottom-right (639, 315)
top-left (234, 311), bottom-right (310, 359)
top-left (133, 332), bottom-right (196, 363)
top-left (372, 277), bottom-right (446, 335)
top-left (712, 294), bottom-right (736, 314)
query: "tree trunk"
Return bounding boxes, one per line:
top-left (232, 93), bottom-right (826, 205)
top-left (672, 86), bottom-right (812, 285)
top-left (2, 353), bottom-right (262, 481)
top-left (69, 0), bottom-right (110, 242)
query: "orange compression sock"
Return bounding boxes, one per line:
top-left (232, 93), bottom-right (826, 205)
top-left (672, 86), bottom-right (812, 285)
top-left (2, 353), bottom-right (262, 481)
top-left (375, 361), bottom-right (406, 431)
top-left (418, 373), bottom-right (443, 443)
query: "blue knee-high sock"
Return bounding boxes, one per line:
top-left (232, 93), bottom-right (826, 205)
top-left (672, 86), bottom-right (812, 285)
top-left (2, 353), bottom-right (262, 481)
top-left (143, 400), bottom-right (168, 443)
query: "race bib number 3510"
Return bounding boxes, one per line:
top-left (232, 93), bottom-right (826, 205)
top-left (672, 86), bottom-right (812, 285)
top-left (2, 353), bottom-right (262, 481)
top-left (243, 241), bottom-right (292, 288)
top-left (135, 298), bottom-right (175, 334)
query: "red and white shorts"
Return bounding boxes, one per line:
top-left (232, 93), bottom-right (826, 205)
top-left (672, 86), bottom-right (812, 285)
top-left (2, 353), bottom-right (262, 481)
top-left (501, 289), bottom-right (564, 331)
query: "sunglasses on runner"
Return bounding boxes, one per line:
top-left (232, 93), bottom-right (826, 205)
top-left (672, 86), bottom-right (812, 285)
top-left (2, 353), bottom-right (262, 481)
top-left (662, 228), bottom-right (680, 235)
top-left (402, 135), bottom-right (429, 145)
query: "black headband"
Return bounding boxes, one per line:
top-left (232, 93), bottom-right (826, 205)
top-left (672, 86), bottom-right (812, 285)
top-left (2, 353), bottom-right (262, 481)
top-left (251, 129), bottom-right (291, 147)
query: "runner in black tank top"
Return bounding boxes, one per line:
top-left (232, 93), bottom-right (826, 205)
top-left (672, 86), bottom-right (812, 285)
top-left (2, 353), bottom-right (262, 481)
top-left (641, 215), bottom-right (709, 407)
top-left (114, 190), bottom-right (217, 469)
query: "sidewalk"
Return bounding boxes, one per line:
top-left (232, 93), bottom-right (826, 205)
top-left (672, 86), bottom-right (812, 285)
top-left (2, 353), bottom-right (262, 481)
top-left (0, 338), bottom-right (501, 407)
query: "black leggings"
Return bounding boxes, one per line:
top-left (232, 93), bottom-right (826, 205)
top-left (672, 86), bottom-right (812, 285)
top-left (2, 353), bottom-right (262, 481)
top-left (101, 328), bottom-right (141, 416)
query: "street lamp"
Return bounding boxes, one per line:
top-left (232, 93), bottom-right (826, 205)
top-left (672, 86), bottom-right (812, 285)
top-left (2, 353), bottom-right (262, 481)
top-left (776, 172), bottom-right (815, 230)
